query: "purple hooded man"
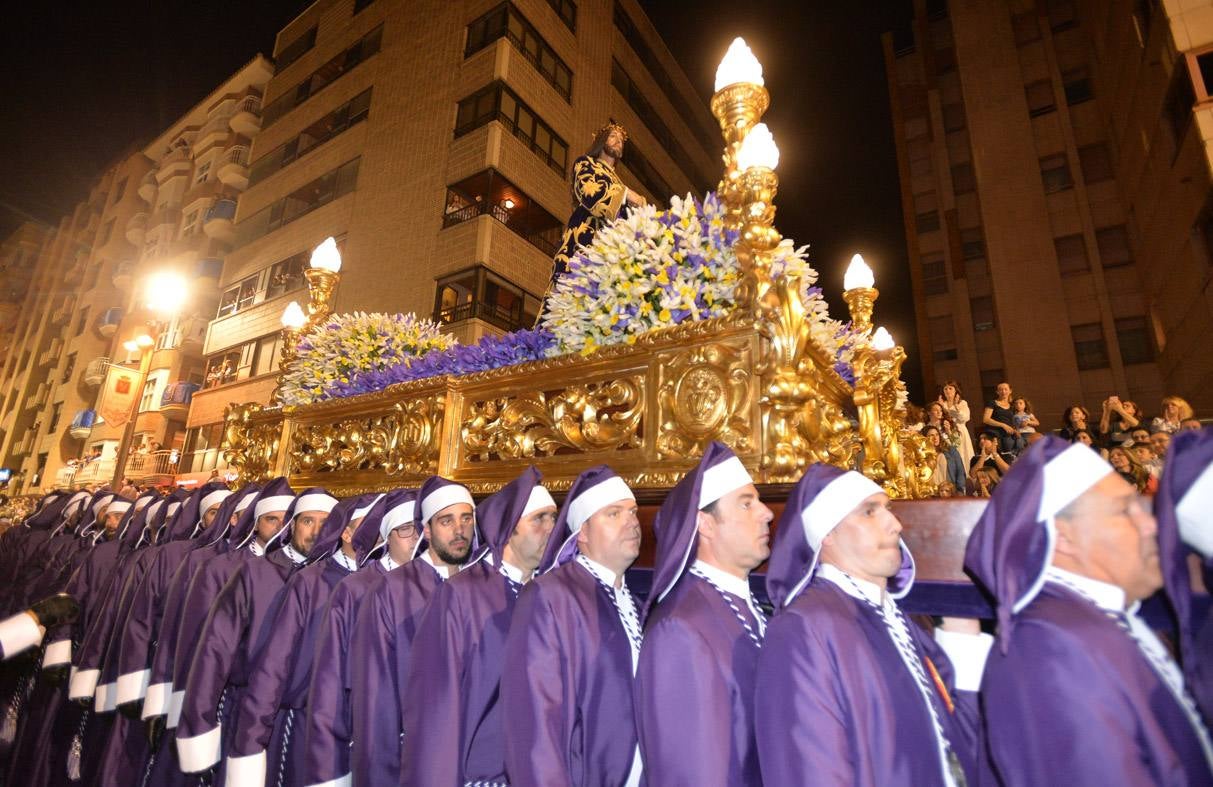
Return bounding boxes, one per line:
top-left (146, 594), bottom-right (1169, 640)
top-left (635, 442), bottom-right (773, 785)
top-left (402, 466), bottom-right (559, 786)
top-left (1157, 427), bottom-right (1213, 724)
top-left (348, 475), bottom-right (475, 786)
top-left (224, 493), bottom-right (382, 787)
top-left (174, 486), bottom-right (336, 779)
top-left (755, 463), bottom-right (991, 786)
top-left (967, 436), bottom-right (1213, 784)
top-left (301, 488), bottom-right (419, 787)
top-left (501, 464), bottom-right (645, 787)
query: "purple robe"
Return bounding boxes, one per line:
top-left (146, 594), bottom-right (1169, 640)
top-left (401, 558), bottom-right (518, 785)
top-left (228, 556), bottom-right (356, 787)
top-left (754, 578), bottom-right (980, 787)
top-left (349, 559), bottom-right (443, 786)
top-left (501, 558), bottom-right (640, 787)
top-left (634, 573), bottom-right (762, 786)
top-left (301, 559), bottom-right (387, 786)
top-left (982, 583), bottom-right (1213, 785)
top-left (175, 548), bottom-right (299, 776)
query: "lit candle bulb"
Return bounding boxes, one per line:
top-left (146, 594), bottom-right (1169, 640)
top-left (281, 301), bottom-right (307, 330)
top-left (737, 123), bottom-right (780, 171)
top-left (715, 37), bottom-right (765, 92)
top-left (872, 327), bottom-right (895, 351)
top-left (309, 236), bottom-right (342, 272)
top-left (844, 254), bottom-right (875, 291)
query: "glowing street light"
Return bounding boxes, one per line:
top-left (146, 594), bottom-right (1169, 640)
top-left (145, 270), bottom-right (188, 315)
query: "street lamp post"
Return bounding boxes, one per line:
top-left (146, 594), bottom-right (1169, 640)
top-left (110, 271), bottom-right (187, 489)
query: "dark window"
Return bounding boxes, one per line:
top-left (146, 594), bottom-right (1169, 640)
top-left (112, 177), bottom-right (127, 203)
top-left (935, 348), bottom-right (960, 361)
top-left (1047, 0), bottom-right (1078, 32)
top-left (1063, 67), bottom-right (1094, 104)
top-left (1164, 60), bottom-right (1196, 154)
top-left (1115, 316), bottom-right (1155, 365)
top-left (235, 159), bottom-right (361, 247)
top-left (961, 227), bottom-right (985, 259)
top-left (432, 265), bottom-right (541, 332)
top-left (1096, 225), bottom-right (1134, 268)
top-left (951, 162), bottom-right (975, 193)
top-left (100, 219), bottom-right (114, 246)
top-left (1012, 11), bottom-right (1040, 45)
top-left (1026, 80), bottom-right (1056, 117)
top-left (454, 82), bottom-right (568, 176)
top-left (61, 353), bottom-right (76, 384)
top-left (1078, 142), bottom-right (1113, 183)
top-left (546, 0), bottom-right (576, 31)
top-left (922, 255), bottom-right (949, 295)
top-left (1054, 233), bottom-right (1089, 275)
top-left (48, 402), bottom-right (63, 433)
top-left (1072, 322), bottom-right (1110, 369)
top-left (928, 314), bottom-right (956, 351)
top-left (263, 25), bottom-right (382, 127)
top-left (979, 368), bottom-right (1005, 403)
top-left (620, 142), bottom-right (672, 203)
top-left (971, 295), bottom-right (996, 331)
top-left (916, 210), bottom-right (941, 233)
top-left (276, 26), bottom-right (317, 69)
top-left (73, 308), bottom-right (89, 337)
top-left (934, 47), bottom-right (956, 75)
top-left (1197, 51), bottom-right (1213, 98)
top-left (466, 4), bottom-right (572, 101)
top-left (217, 276), bottom-right (259, 318)
top-left (612, 4), bottom-right (717, 159)
top-left (926, 0), bottom-right (948, 20)
top-left (942, 102), bottom-right (966, 132)
top-left (442, 168), bottom-right (563, 256)
top-left (354, 0), bottom-right (376, 13)
top-left (892, 21), bottom-right (916, 56)
top-left (249, 89), bottom-right (372, 186)
top-left (1132, 0), bottom-right (1154, 44)
top-left (611, 59), bottom-right (712, 190)
top-left (1040, 153), bottom-right (1073, 193)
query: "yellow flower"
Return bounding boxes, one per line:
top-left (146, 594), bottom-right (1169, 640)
top-left (658, 308), bottom-right (671, 322)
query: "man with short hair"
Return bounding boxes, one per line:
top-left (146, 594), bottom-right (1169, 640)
top-left (502, 465), bottom-right (645, 786)
top-left (176, 487), bottom-right (337, 779)
top-left (635, 443), bottom-right (773, 784)
top-left (1129, 426), bottom-right (1151, 445)
top-left (1181, 417), bottom-right (1203, 432)
top-left (967, 437), bottom-right (1213, 784)
top-left (969, 432), bottom-right (1012, 479)
top-left (756, 464), bottom-right (990, 786)
top-left (225, 494), bottom-right (378, 787)
top-left (349, 476), bottom-right (474, 786)
top-left (303, 489), bottom-right (418, 787)
top-left (1151, 429), bottom-right (1171, 459)
top-left (402, 467), bottom-right (559, 785)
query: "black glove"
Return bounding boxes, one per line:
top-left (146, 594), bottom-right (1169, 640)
top-left (146, 715), bottom-right (165, 750)
top-left (118, 700), bottom-right (142, 720)
top-left (41, 664), bottom-right (68, 687)
top-left (28, 594), bottom-right (80, 629)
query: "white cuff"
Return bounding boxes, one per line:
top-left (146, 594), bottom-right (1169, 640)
top-left (42, 638), bottom-right (71, 668)
top-left (142, 682), bottom-right (170, 720)
top-left (934, 629), bottom-right (994, 693)
top-left (0, 612), bottom-right (43, 657)
top-left (167, 689), bottom-right (185, 729)
top-left (307, 773), bottom-right (352, 787)
top-left (177, 723), bottom-right (222, 773)
top-left (225, 749), bottom-right (267, 787)
top-left (115, 669), bottom-right (150, 706)
top-left (68, 667), bottom-right (100, 701)
top-left (94, 681), bottom-right (117, 712)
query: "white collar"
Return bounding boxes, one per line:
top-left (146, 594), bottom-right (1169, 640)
top-left (421, 549), bottom-right (450, 580)
top-left (332, 550), bottom-right (357, 572)
top-left (577, 553), bottom-right (624, 589)
top-left (282, 544), bottom-right (307, 565)
top-left (379, 553), bottom-right (399, 571)
top-left (248, 540), bottom-right (265, 557)
top-left (484, 552), bottom-right (529, 584)
top-left (691, 559), bottom-right (751, 599)
top-left (818, 562), bottom-right (886, 607)
top-left (1046, 565), bottom-right (1129, 612)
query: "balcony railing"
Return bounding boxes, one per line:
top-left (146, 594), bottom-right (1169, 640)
top-left (82, 357), bottom-right (109, 387)
top-left (442, 201), bottom-right (558, 256)
top-left (138, 170), bottom-right (159, 202)
top-left (231, 96), bottom-right (263, 136)
top-left (161, 380), bottom-right (200, 408)
top-left (434, 300), bottom-right (532, 333)
top-left (69, 409), bottom-right (98, 440)
top-left (122, 449), bottom-right (179, 482)
top-left (56, 457), bottom-right (117, 488)
top-left (205, 198), bottom-right (238, 223)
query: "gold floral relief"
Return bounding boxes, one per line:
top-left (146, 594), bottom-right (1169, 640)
top-left (656, 341), bottom-right (754, 459)
top-left (460, 377), bottom-right (644, 462)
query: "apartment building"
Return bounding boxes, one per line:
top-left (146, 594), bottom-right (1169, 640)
top-left (0, 222), bottom-right (49, 374)
top-left (883, 0), bottom-right (1195, 429)
top-left (181, 0), bottom-right (719, 481)
top-left (0, 56), bottom-right (272, 495)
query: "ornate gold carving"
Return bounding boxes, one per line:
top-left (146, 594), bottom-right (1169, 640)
top-left (461, 378), bottom-right (644, 462)
top-left (222, 402), bottom-right (281, 483)
top-left (657, 342), bottom-right (753, 458)
top-left (289, 393), bottom-right (444, 477)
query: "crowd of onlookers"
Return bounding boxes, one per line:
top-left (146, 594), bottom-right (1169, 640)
top-left (913, 381), bottom-right (1203, 498)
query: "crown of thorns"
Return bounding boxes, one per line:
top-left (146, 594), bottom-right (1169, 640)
top-left (593, 121), bottom-right (628, 142)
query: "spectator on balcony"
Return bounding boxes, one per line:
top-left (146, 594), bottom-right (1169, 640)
top-left (1108, 446), bottom-right (1155, 495)
top-left (938, 380), bottom-right (975, 468)
top-left (923, 404), bottom-right (966, 491)
top-left (970, 431), bottom-right (1013, 478)
top-left (1151, 396), bottom-right (1194, 435)
top-left (1099, 396), bottom-right (1140, 448)
top-left (923, 426), bottom-right (949, 490)
top-left (1181, 417), bottom-right (1203, 432)
top-left (1130, 440), bottom-right (1163, 479)
top-left (1011, 397), bottom-right (1039, 452)
top-left (1058, 405), bottom-right (1092, 443)
top-left (972, 466), bottom-right (1000, 498)
top-left (983, 382), bottom-right (1020, 455)
top-left (1129, 426), bottom-right (1152, 446)
top-left (1150, 431), bottom-right (1171, 463)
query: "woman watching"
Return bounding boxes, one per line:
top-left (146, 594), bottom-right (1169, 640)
top-left (1108, 445), bottom-right (1156, 495)
top-left (1099, 396), bottom-right (1140, 447)
top-left (938, 380), bottom-right (974, 468)
top-left (1150, 395), bottom-right (1194, 435)
top-left (1058, 404), bottom-right (1092, 443)
top-left (982, 381), bottom-right (1019, 454)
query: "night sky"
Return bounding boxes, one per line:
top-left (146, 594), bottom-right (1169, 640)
top-left (0, 0), bottom-right (923, 398)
